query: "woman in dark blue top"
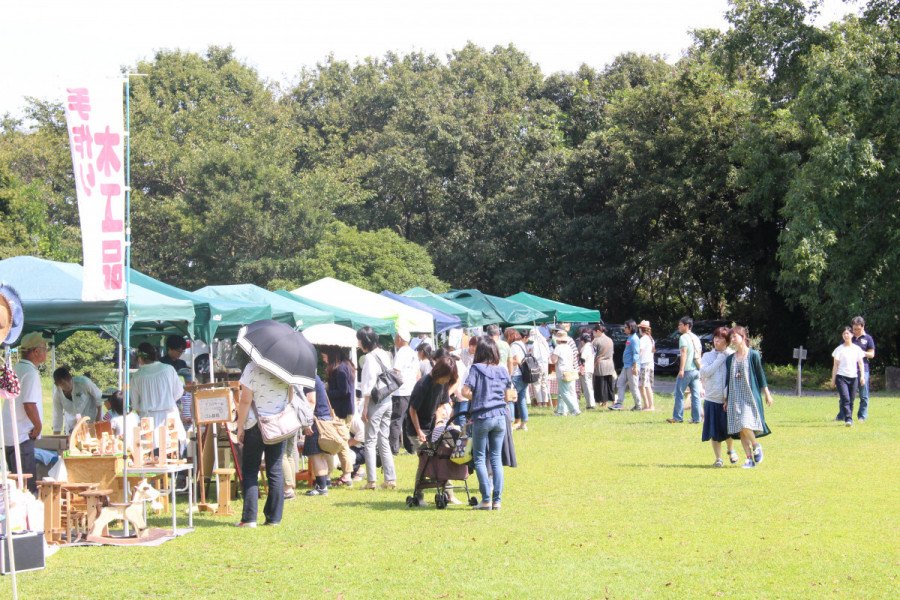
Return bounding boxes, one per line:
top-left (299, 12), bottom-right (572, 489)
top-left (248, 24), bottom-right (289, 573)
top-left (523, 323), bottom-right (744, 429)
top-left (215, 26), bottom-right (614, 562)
top-left (462, 337), bottom-right (510, 510)
top-left (301, 374), bottom-right (333, 496)
top-left (323, 346), bottom-right (356, 486)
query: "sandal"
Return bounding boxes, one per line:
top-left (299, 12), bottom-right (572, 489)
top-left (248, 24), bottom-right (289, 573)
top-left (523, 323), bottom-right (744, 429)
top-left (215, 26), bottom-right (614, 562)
top-left (362, 481), bottom-right (377, 490)
top-left (713, 458), bottom-right (724, 468)
top-left (473, 501), bottom-right (492, 510)
top-left (728, 450), bottom-right (739, 464)
top-left (379, 481), bottom-right (397, 490)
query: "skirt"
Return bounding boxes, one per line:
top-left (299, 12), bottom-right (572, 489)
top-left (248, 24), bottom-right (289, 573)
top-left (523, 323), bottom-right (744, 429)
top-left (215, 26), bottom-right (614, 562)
top-left (593, 375), bottom-right (615, 404)
top-left (302, 419), bottom-right (332, 456)
top-left (701, 401), bottom-right (729, 443)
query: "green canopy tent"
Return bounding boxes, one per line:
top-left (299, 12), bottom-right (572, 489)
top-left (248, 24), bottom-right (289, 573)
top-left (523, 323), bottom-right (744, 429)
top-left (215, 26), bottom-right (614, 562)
top-left (505, 291), bottom-right (602, 323)
top-left (275, 291), bottom-right (396, 336)
top-left (193, 284), bottom-right (333, 330)
top-left (401, 287), bottom-right (483, 327)
top-left (0, 256), bottom-right (196, 345)
top-left (440, 289), bottom-right (550, 326)
top-left (130, 270), bottom-right (272, 343)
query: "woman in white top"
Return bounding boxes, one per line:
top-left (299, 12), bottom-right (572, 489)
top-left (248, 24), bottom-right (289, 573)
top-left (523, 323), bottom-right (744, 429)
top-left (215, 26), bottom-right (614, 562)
top-left (637, 321), bottom-right (655, 411)
top-left (831, 327), bottom-right (866, 426)
top-left (550, 329), bottom-right (581, 416)
top-left (699, 327), bottom-right (738, 466)
top-left (130, 342), bottom-right (186, 447)
top-left (357, 326), bottom-right (397, 489)
top-left (578, 332), bottom-right (596, 410)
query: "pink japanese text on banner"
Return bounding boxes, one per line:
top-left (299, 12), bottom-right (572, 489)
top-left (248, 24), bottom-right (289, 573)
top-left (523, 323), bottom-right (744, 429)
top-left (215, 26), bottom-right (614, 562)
top-left (63, 79), bottom-right (127, 302)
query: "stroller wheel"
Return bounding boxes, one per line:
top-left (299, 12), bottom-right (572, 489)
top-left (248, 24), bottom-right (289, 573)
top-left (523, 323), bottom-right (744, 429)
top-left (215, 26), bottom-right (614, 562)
top-left (406, 495), bottom-right (416, 508)
top-left (434, 493), bottom-right (446, 509)
top-left (468, 496), bottom-right (479, 507)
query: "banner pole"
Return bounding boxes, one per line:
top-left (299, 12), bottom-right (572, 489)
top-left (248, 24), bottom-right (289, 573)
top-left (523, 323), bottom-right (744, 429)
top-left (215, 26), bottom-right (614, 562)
top-left (122, 73), bottom-right (133, 522)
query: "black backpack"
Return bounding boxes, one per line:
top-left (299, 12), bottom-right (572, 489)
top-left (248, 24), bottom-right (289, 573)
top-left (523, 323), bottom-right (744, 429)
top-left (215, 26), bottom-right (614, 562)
top-left (518, 342), bottom-right (541, 384)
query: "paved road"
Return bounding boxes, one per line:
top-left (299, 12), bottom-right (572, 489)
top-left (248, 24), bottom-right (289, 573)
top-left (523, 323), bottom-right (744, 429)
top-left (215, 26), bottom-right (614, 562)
top-left (652, 379), bottom-right (831, 397)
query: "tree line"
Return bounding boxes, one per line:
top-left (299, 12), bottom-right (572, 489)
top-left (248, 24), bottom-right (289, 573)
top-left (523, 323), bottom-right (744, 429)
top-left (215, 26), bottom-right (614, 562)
top-left (1, 0), bottom-right (897, 366)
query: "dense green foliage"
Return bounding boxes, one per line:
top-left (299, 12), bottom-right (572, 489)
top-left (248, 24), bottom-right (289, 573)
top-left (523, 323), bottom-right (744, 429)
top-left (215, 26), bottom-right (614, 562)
top-left (53, 331), bottom-right (118, 390)
top-left (1, 1), bottom-right (897, 364)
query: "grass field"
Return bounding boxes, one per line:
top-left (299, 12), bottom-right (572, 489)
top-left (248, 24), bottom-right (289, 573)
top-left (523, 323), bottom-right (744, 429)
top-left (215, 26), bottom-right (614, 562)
top-left (15, 389), bottom-right (900, 599)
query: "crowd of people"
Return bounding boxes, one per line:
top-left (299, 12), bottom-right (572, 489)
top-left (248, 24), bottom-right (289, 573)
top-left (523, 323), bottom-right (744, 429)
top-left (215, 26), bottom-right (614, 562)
top-left (1, 316), bottom-right (879, 519)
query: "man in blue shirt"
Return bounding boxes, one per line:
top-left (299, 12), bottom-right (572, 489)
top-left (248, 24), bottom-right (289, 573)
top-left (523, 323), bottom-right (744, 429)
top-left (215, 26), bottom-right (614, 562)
top-left (851, 316), bottom-right (875, 422)
top-left (668, 317), bottom-right (703, 424)
top-left (611, 320), bottom-right (641, 410)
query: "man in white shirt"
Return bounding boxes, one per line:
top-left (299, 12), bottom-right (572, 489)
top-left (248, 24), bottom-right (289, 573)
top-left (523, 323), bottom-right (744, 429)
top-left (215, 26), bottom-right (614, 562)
top-left (52, 366), bottom-right (103, 434)
top-left (389, 330), bottom-right (420, 455)
top-left (4, 332), bottom-right (47, 495)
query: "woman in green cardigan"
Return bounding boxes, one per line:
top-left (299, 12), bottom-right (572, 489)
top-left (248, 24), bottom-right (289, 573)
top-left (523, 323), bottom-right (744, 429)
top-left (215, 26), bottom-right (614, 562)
top-left (724, 326), bottom-right (774, 468)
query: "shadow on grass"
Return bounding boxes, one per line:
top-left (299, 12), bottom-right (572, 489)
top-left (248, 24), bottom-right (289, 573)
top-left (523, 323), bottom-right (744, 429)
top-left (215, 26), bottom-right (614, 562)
top-left (332, 499), bottom-right (411, 511)
top-left (619, 463), bottom-right (717, 469)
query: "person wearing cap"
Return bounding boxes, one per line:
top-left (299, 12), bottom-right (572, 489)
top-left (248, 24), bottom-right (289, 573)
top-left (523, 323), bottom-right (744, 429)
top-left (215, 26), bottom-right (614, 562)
top-left (51, 366), bottom-right (103, 434)
top-left (637, 321), bottom-right (656, 411)
top-left (389, 329), bottom-right (420, 456)
top-left (4, 332), bottom-right (47, 495)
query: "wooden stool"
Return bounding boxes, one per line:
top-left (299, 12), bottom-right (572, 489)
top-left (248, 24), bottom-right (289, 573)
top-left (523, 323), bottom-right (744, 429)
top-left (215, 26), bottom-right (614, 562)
top-left (36, 480), bottom-right (64, 544)
top-left (213, 468), bottom-right (235, 516)
top-left (9, 473), bottom-right (32, 490)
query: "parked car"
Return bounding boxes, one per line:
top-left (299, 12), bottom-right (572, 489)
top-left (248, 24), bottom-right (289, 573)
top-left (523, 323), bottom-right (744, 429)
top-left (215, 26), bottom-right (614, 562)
top-left (652, 320), bottom-right (731, 374)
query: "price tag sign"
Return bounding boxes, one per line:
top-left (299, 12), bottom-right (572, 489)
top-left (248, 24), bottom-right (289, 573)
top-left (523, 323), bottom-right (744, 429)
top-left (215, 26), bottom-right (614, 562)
top-left (193, 387), bottom-right (236, 425)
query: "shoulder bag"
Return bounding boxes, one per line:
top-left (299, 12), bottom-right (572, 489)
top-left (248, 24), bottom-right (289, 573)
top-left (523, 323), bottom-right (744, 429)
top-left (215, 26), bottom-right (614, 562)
top-left (369, 351), bottom-right (403, 402)
top-left (315, 391), bottom-right (351, 455)
top-left (251, 385), bottom-right (301, 445)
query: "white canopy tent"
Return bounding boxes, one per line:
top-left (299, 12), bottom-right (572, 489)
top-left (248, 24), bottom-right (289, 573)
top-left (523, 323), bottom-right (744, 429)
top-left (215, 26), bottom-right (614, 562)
top-left (291, 278), bottom-right (433, 335)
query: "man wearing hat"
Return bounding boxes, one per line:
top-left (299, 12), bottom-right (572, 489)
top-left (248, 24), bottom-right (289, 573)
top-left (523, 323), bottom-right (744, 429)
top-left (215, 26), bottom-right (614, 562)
top-left (3, 332), bottom-right (47, 495)
top-left (389, 329), bottom-right (420, 455)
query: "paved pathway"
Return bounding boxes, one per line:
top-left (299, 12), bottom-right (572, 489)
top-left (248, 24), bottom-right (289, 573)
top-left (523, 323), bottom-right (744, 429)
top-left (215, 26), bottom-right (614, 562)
top-left (652, 379), bottom-right (831, 397)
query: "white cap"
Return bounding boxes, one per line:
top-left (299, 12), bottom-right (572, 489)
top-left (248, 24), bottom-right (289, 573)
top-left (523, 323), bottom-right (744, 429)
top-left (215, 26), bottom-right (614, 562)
top-left (397, 329), bottom-right (411, 342)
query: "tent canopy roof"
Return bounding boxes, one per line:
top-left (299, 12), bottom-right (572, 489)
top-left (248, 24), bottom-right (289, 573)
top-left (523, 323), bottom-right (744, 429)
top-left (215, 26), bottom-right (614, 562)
top-left (380, 291), bottom-right (461, 333)
top-left (440, 289), bottom-right (549, 326)
top-left (130, 270), bottom-right (271, 343)
top-left (505, 292), bottom-right (601, 323)
top-left (194, 284), bottom-right (333, 331)
top-left (401, 287), bottom-right (483, 327)
top-left (292, 278), bottom-right (433, 334)
top-left (0, 256), bottom-right (196, 345)
top-left (275, 291), bottom-right (395, 336)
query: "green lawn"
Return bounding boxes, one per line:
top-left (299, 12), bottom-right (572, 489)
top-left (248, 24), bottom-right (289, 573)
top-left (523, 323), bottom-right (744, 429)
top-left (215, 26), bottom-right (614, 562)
top-left (16, 390), bottom-right (899, 599)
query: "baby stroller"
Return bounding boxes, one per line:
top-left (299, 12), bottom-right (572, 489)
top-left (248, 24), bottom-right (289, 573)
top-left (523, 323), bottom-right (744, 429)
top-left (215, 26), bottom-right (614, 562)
top-left (406, 421), bottom-right (478, 509)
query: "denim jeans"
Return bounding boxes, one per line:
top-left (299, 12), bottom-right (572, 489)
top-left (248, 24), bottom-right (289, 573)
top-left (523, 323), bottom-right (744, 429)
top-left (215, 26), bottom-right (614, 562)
top-left (673, 369), bottom-right (702, 422)
top-left (240, 424), bottom-right (285, 524)
top-left (511, 375), bottom-right (529, 423)
top-left (365, 398), bottom-right (395, 482)
top-left (452, 400), bottom-right (469, 428)
top-left (555, 378), bottom-right (579, 415)
top-left (835, 374), bottom-right (858, 422)
top-left (858, 371), bottom-right (869, 420)
top-left (472, 415), bottom-right (506, 504)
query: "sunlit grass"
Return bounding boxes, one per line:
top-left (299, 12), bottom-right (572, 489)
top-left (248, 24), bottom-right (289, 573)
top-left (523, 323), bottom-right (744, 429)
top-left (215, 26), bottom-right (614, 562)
top-left (17, 391), bottom-right (899, 599)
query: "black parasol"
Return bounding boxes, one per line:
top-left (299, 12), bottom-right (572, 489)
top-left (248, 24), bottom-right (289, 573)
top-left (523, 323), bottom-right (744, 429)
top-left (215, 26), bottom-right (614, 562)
top-left (236, 319), bottom-right (317, 387)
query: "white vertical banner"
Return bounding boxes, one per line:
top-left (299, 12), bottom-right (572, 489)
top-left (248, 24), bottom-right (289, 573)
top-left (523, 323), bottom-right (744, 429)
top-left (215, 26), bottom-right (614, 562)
top-left (63, 79), bottom-right (127, 301)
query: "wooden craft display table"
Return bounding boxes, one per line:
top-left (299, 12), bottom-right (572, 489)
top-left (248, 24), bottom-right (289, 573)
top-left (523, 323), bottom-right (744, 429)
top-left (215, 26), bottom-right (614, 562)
top-left (64, 454), bottom-right (124, 497)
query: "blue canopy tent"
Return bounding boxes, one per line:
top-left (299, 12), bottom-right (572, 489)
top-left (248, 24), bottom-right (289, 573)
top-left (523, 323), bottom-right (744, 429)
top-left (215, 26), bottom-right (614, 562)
top-left (380, 290), bottom-right (461, 333)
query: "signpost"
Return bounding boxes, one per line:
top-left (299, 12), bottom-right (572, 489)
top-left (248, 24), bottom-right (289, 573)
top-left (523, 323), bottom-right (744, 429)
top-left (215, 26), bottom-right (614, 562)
top-left (793, 346), bottom-right (808, 397)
